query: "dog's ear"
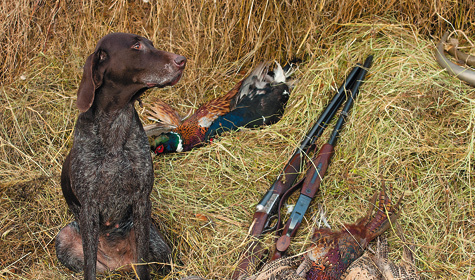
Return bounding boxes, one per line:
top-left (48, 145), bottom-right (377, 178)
top-left (76, 50), bottom-right (107, 112)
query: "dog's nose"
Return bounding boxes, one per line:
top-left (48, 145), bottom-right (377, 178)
top-left (174, 55), bottom-right (187, 68)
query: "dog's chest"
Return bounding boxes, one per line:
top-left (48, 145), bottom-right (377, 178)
top-left (71, 110), bottom-right (153, 203)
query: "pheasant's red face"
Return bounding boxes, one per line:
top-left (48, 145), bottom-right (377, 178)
top-left (155, 144), bottom-right (164, 154)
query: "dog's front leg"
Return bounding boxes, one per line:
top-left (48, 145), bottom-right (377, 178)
top-left (80, 203), bottom-right (100, 280)
top-left (133, 198), bottom-right (151, 279)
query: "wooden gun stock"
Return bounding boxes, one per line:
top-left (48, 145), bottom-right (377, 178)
top-left (300, 144), bottom-right (334, 198)
top-left (270, 143), bottom-right (335, 261)
top-left (232, 240), bottom-right (266, 279)
top-left (231, 151), bottom-right (303, 279)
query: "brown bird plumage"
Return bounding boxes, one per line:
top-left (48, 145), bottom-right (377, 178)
top-left (295, 187), bottom-right (401, 280)
top-left (341, 250), bottom-right (381, 280)
top-left (373, 235), bottom-right (420, 280)
top-left (342, 235), bottom-right (420, 280)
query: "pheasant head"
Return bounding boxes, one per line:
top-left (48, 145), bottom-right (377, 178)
top-left (150, 132), bottom-right (183, 154)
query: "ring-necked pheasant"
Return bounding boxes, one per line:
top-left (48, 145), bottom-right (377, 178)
top-left (294, 187), bottom-right (401, 280)
top-left (143, 61), bottom-right (295, 154)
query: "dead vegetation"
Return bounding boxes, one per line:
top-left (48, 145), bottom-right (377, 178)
top-left (1, 0), bottom-right (474, 279)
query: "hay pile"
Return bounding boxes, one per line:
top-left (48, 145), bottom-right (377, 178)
top-left (1, 1), bottom-right (474, 279)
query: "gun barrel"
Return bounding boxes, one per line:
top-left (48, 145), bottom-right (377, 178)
top-left (300, 64), bottom-right (362, 152)
top-left (328, 55), bottom-right (373, 146)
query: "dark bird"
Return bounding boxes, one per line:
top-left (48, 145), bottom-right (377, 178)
top-left (204, 63), bottom-right (294, 141)
top-left (143, 61), bottom-right (295, 154)
top-left (295, 187), bottom-right (401, 280)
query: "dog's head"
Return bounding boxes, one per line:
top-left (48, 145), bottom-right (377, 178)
top-left (77, 32), bottom-right (186, 112)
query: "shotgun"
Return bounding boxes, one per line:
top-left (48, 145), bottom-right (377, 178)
top-left (270, 55), bottom-right (373, 261)
top-left (231, 61), bottom-right (365, 279)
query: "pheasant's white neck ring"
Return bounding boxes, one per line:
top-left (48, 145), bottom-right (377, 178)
top-left (171, 132), bottom-right (183, 152)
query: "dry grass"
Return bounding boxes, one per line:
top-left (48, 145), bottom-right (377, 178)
top-left (1, 0), bottom-right (474, 279)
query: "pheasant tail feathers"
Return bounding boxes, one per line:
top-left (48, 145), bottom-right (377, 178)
top-left (143, 98), bottom-right (182, 137)
top-left (365, 185), bottom-right (401, 240)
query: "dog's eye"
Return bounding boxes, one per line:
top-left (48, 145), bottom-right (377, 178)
top-left (132, 42), bottom-right (142, 50)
